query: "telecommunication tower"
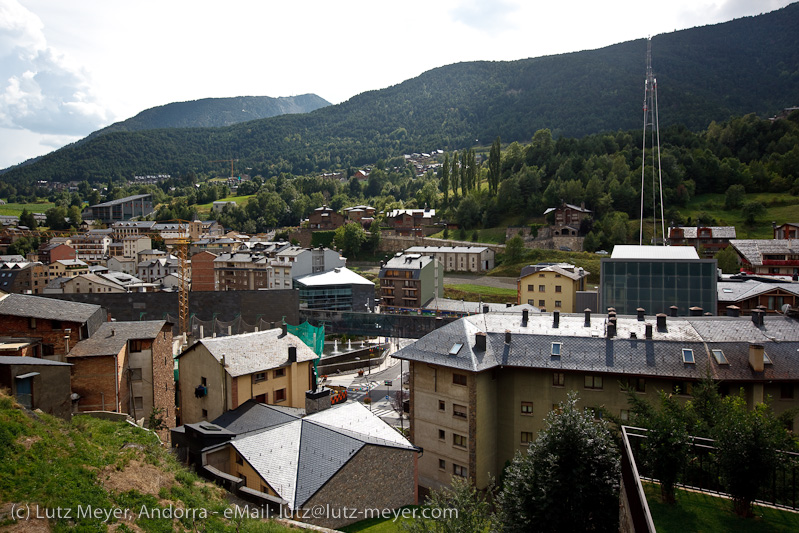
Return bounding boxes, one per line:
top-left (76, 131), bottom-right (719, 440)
top-left (639, 38), bottom-right (666, 245)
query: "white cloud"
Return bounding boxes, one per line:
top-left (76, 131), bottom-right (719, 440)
top-left (0, 0), bottom-right (109, 136)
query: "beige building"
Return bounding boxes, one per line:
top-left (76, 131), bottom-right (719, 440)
top-left (405, 245), bottom-right (495, 273)
top-left (177, 327), bottom-right (317, 424)
top-left (395, 308), bottom-right (799, 493)
top-left (62, 273), bottom-right (126, 294)
top-left (517, 263), bottom-right (588, 312)
top-left (123, 235), bottom-right (152, 259)
top-left (48, 259), bottom-right (89, 280)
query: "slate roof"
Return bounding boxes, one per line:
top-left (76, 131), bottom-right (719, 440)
top-left (0, 356), bottom-right (71, 367)
top-left (0, 293), bottom-right (102, 323)
top-left (731, 239), bottom-right (799, 266)
top-left (392, 311), bottom-right (799, 381)
top-left (717, 280), bottom-right (799, 302)
top-left (181, 329), bottom-right (317, 377)
top-left (423, 298), bottom-right (539, 314)
top-left (405, 245), bottom-right (490, 254)
top-left (216, 401), bottom-right (416, 509)
top-left (68, 320), bottom-right (167, 358)
top-left (670, 226), bottom-right (737, 239)
top-left (518, 263), bottom-right (588, 281)
top-left (382, 253), bottom-right (436, 271)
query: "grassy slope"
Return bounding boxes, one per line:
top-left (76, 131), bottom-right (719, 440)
top-left (678, 193), bottom-right (799, 239)
top-left (0, 392), bottom-right (290, 532)
top-left (0, 202), bottom-right (55, 217)
top-left (644, 483), bottom-right (799, 532)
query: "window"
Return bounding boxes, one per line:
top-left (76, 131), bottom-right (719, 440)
top-left (130, 339), bottom-right (143, 352)
top-left (29, 317), bottom-right (36, 329)
top-left (254, 372), bottom-right (267, 383)
top-left (202, 409), bottom-right (208, 419)
top-left (438, 459), bottom-right (446, 470)
top-left (620, 409), bottom-right (630, 421)
top-left (555, 285), bottom-right (562, 293)
top-left (672, 381), bottom-right (692, 396)
top-left (538, 285), bottom-right (545, 292)
top-left (448, 343), bottom-right (464, 356)
top-left (681, 348), bottom-right (695, 364)
top-left (554, 300), bottom-right (562, 308)
top-left (130, 368), bottom-right (143, 381)
top-left (711, 349), bottom-right (728, 365)
top-left (453, 433), bottom-right (467, 448)
top-left (584, 375), bottom-right (603, 390)
top-left (201, 376), bottom-right (207, 386)
top-left (553, 372), bottom-right (565, 387)
top-left (453, 464), bottom-right (467, 478)
top-left (274, 388), bottom-right (286, 402)
top-left (273, 368), bottom-right (286, 378)
top-left (527, 284), bottom-right (534, 291)
top-left (235, 453), bottom-right (243, 465)
top-left (764, 352), bottom-right (773, 365)
top-left (438, 429), bottom-right (445, 440)
top-left (521, 431), bottom-right (534, 444)
top-left (551, 342), bottom-right (562, 356)
top-left (453, 373), bottom-right (467, 386)
top-left (438, 400), bottom-right (445, 411)
top-left (622, 377), bottom-right (645, 393)
top-left (781, 384), bottom-right (794, 400)
top-left (453, 404), bottom-right (467, 419)
top-left (521, 402), bottom-right (533, 415)
top-left (133, 396), bottom-right (143, 410)
top-left (539, 300), bottom-right (545, 307)
top-left (240, 474), bottom-right (247, 487)
top-left (51, 320), bottom-right (62, 330)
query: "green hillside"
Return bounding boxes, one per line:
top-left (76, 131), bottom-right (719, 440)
top-left (0, 392), bottom-right (290, 532)
top-left (2, 3), bottom-right (797, 185)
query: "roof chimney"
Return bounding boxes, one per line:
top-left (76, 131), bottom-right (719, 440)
top-left (607, 319), bottom-right (616, 338)
top-left (645, 323), bottom-right (653, 339)
top-left (637, 307), bottom-right (645, 321)
top-left (608, 310), bottom-right (617, 320)
top-left (656, 313), bottom-right (667, 331)
top-left (752, 309), bottom-right (765, 327)
top-left (288, 346), bottom-right (297, 364)
top-left (281, 322), bottom-right (288, 337)
top-left (749, 343), bottom-right (765, 372)
top-left (690, 306), bottom-right (703, 317)
top-left (726, 305), bottom-right (740, 317)
top-left (553, 310), bottom-right (560, 328)
top-left (670, 306), bottom-right (679, 317)
top-left (505, 330), bottom-right (511, 344)
top-left (522, 309), bottom-right (529, 326)
top-left (584, 308), bottom-right (592, 327)
top-left (483, 305), bottom-right (489, 314)
top-left (475, 332), bottom-right (486, 351)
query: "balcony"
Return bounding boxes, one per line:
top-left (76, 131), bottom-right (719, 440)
top-left (762, 260), bottom-right (799, 266)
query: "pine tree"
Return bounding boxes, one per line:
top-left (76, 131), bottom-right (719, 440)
top-left (489, 136), bottom-right (501, 195)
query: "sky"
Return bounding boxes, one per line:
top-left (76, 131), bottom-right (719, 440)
top-left (0, 0), bottom-right (794, 170)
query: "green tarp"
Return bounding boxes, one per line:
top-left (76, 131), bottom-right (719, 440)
top-left (286, 320), bottom-right (325, 375)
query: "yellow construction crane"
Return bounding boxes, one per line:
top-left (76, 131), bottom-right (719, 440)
top-left (209, 159), bottom-right (239, 178)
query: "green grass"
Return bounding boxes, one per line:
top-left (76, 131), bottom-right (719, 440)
top-left (444, 283), bottom-right (518, 304)
top-left (677, 192), bottom-right (799, 239)
top-left (195, 194), bottom-right (255, 216)
top-left (339, 505), bottom-right (417, 532)
top-left (0, 201), bottom-right (55, 217)
top-left (644, 482), bottom-right (799, 533)
top-left (0, 393), bottom-right (291, 532)
top-left (493, 248), bottom-right (601, 287)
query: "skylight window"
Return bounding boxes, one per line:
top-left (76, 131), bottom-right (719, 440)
top-left (764, 352), bottom-right (773, 365)
top-left (711, 349), bottom-right (728, 365)
top-left (449, 343), bottom-right (464, 356)
top-left (551, 342), bottom-right (562, 356)
top-left (722, 288), bottom-right (733, 293)
top-left (682, 348), bottom-right (695, 364)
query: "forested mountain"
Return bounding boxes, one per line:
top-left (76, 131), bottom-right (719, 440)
top-left (1, 3), bottom-right (798, 185)
top-left (88, 94), bottom-right (331, 137)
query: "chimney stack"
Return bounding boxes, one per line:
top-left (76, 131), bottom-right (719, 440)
top-left (749, 343), bottom-right (765, 372)
top-left (522, 309), bottom-right (529, 326)
top-left (505, 330), bottom-right (511, 344)
top-left (553, 310), bottom-right (560, 328)
top-left (483, 305), bottom-right (489, 314)
top-left (690, 306), bottom-right (703, 317)
top-left (656, 313), bottom-right (667, 331)
top-left (288, 346), bottom-right (297, 364)
top-left (752, 309), bottom-right (765, 327)
top-left (670, 306), bottom-right (679, 317)
top-left (645, 323), bottom-right (653, 339)
top-left (637, 308), bottom-right (645, 321)
top-left (281, 322), bottom-right (288, 337)
top-left (607, 319), bottom-right (616, 338)
top-left (726, 305), bottom-right (741, 317)
top-left (475, 332), bottom-right (486, 351)
top-left (584, 308), bottom-right (592, 327)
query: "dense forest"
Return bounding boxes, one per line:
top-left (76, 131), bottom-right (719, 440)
top-left (1, 3), bottom-right (797, 186)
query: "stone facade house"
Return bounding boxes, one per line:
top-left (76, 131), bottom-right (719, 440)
top-left (0, 356), bottom-right (73, 420)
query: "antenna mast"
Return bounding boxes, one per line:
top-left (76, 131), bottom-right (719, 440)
top-left (639, 38), bottom-right (666, 245)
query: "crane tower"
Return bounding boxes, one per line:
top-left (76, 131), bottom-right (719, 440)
top-left (639, 38), bottom-right (666, 245)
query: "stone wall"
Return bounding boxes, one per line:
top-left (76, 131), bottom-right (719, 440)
top-left (151, 323), bottom-right (176, 435)
top-left (303, 444), bottom-right (416, 529)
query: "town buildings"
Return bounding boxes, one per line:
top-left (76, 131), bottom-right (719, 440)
top-left (517, 263), bottom-right (589, 312)
top-left (600, 245), bottom-right (717, 316)
top-left (405, 245), bottom-right (495, 273)
top-left (294, 266), bottom-right (375, 311)
top-left (83, 194), bottom-right (154, 224)
top-left (385, 208), bottom-right (437, 236)
top-left (394, 308), bottom-right (799, 493)
top-left (307, 205), bottom-right (345, 230)
top-left (731, 239), bottom-right (799, 277)
top-left (717, 277), bottom-right (799, 315)
top-left (668, 226), bottom-right (736, 257)
top-left (176, 328), bottom-right (317, 424)
top-left (0, 261), bottom-right (48, 294)
top-left (379, 253), bottom-right (444, 309)
top-left (543, 202), bottom-right (592, 236)
top-left (269, 247), bottom-right (345, 290)
top-left (0, 356), bottom-right (73, 420)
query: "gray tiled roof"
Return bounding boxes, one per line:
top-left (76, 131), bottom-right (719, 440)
top-left (185, 329), bottom-right (318, 377)
top-left (731, 239), bottom-right (799, 266)
top-left (718, 280), bottom-right (799, 302)
top-left (0, 356), bottom-right (71, 366)
top-left (671, 226), bottom-right (737, 239)
top-left (0, 293), bottom-right (102, 323)
top-left (212, 400), bottom-right (302, 435)
top-left (226, 401), bottom-right (415, 509)
top-left (393, 311), bottom-right (799, 381)
top-left (68, 320), bottom-right (167, 358)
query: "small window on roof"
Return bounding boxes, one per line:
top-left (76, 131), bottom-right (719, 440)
top-left (449, 343), bottom-right (464, 356)
top-left (722, 288), bottom-right (733, 293)
top-left (764, 352), bottom-right (773, 365)
top-left (711, 349), bottom-right (728, 365)
top-left (682, 348), bottom-right (695, 364)
top-left (551, 342), bottom-right (562, 356)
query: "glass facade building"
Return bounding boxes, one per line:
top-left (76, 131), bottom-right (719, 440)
top-left (600, 258), bottom-right (717, 316)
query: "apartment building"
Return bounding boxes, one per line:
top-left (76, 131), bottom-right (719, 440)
top-left (379, 253), bottom-right (444, 309)
top-left (731, 239), bottom-right (799, 277)
top-left (269, 247), bottom-right (345, 290)
top-left (394, 308), bottom-right (799, 493)
top-left (517, 263), bottom-right (589, 312)
top-left (405, 245), bottom-right (495, 273)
